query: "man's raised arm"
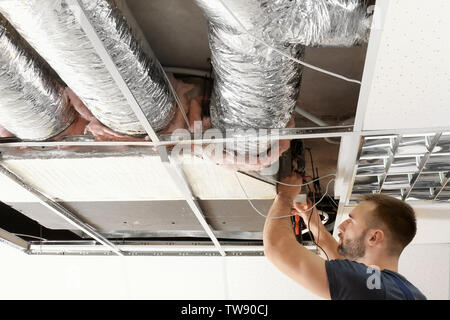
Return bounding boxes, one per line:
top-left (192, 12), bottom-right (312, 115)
top-left (263, 173), bottom-right (331, 299)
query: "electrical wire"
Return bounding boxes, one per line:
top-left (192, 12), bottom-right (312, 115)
top-left (327, 193), bottom-right (339, 208)
top-left (156, 60), bottom-right (192, 131)
top-left (14, 233), bottom-right (47, 241)
top-left (315, 168), bottom-right (322, 194)
top-left (308, 145), bottom-right (337, 208)
top-left (303, 176), bottom-right (329, 259)
top-left (306, 148), bottom-right (315, 182)
top-left (316, 192), bottom-right (321, 256)
top-left (235, 171), bottom-right (335, 219)
top-left (307, 192), bottom-right (329, 260)
top-left (300, 210), bottom-right (328, 235)
top-left (264, 173), bottom-right (336, 187)
top-left (307, 192), bottom-right (316, 253)
top-left (217, 0), bottom-right (362, 85)
top-left (235, 170), bottom-right (332, 259)
top-left (306, 147), bottom-right (321, 194)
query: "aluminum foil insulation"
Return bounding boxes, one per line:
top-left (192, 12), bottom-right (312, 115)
top-left (263, 0), bottom-right (372, 47)
top-left (195, 0), bottom-right (305, 154)
top-left (0, 14), bottom-right (76, 141)
top-left (0, 0), bottom-right (175, 136)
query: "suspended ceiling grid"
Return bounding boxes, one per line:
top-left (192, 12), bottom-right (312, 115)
top-left (0, 0), bottom-right (365, 256)
top-left (1, 0), bottom-right (449, 255)
top-left (0, 150), bottom-right (274, 235)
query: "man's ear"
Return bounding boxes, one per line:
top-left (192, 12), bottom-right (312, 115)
top-left (367, 229), bottom-right (385, 247)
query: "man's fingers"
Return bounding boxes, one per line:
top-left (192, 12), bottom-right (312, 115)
top-left (293, 202), bottom-right (308, 212)
top-left (293, 198), bottom-right (313, 214)
top-left (286, 115), bottom-right (295, 128)
top-left (282, 171), bottom-right (303, 186)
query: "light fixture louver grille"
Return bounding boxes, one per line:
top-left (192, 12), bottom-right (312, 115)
top-left (351, 132), bottom-right (450, 202)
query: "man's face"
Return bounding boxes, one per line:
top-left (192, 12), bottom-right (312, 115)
top-left (336, 201), bottom-right (376, 260)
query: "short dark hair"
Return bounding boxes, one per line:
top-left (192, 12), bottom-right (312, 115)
top-left (362, 194), bottom-right (417, 255)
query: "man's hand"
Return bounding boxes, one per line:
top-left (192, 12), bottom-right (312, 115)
top-left (277, 172), bottom-right (303, 201)
top-left (294, 199), bottom-right (343, 261)
top-left (196, 116), bottom-right (295, 172)
top-left (293, 199), bottom-right (314, 222)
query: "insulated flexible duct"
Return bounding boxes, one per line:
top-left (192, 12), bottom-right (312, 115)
top-left (195, 0), bottom-right (305, 155)
top-left (263, 0), bottom-right (372, 47)
top-left (195, 0), bottom-right (370, 154)
top-left (0, 0), bottom-right (175, 136)
top-left (0, 14), bottom-right (76, 141)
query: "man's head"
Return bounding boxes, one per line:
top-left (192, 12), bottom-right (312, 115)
top-left (337, 194), bottom-right (417, 260)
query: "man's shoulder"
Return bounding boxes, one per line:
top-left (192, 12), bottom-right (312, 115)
top-left (325, 259), bottom-right (371, 272)
top-left (382, 270), bottom-right (427, 300)
top-left (325, 259), bottom-right (376, 280)
top-left (325, 259), bottom-right (427, 300)
top-left (325, 259), bottom-right (385, 300)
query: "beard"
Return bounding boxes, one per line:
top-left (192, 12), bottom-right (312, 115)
top-left (337, 230), bottom-right (367, 260)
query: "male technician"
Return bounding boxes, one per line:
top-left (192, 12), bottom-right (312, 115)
top-left (263, 173), bottom-right (427, 300)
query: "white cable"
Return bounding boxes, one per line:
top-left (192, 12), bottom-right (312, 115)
top-left (265, 173), bottom-right (336, 187)
top-left (300, 210), bottom-right (329, 234)
top-left (14, 233), bottom-right (48, 241)
top-left (217, 0), bottom-right (362, 85)
top-left (327, 193), bottom-right (339, 208)
top-left (163, 67), bottom-right (212, 78)
top-left (156, 59), bottom-right (191, 131)
top-left (234, 170), bottom-right (334, 219)
top-left (319, 210), bottom-right (329, 225)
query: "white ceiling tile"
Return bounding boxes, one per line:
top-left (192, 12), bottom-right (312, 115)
top-left (1, 156), bottom-right (184, 202)
top-left (363, 0), bottom-right (450, 130)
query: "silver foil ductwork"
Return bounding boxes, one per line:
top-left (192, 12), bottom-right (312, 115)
top-left (0, 14), bottom-right (76, 141)
top-left (195, 0), bottom-right (306, 154)
top-left (0, 0), bottom-right (175, 136)
top-left (195, 0), bottom-right (371, 154)
top-left (263, 0), bottom-right (372, 47)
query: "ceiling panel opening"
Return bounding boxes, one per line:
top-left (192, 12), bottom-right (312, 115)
top-left (0, 0), bottom-right (413, 256)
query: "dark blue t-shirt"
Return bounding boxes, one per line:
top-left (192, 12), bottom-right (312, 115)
top-left (325, 259), bottom-right (427, 300)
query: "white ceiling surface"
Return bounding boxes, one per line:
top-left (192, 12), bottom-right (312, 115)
top-left (361, 0), bottom-right (450, 131)
top-left (0, 156), bottom-right (275, 202)
top-left (179, 155), bottom-right (275, 199)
